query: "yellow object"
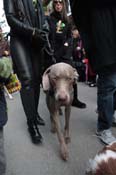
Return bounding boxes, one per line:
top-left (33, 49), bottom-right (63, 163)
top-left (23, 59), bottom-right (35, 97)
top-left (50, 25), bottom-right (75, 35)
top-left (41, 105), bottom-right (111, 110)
top-left (5, 74), bottom-right (21, 94)
top-left (56, 20), bottom-right (62, 33)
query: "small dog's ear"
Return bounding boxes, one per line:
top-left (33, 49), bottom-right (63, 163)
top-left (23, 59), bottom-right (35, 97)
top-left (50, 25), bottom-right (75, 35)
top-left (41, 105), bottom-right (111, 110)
top-left (42, 66), bottom-right (52, 91)
top-left (73, 68), bottom-right (79, 84)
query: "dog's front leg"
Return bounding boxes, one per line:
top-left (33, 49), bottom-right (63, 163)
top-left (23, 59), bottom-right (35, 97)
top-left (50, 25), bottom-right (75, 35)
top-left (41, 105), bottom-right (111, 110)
top-left (64, 105), bottom-right (71, 144)
top-left (53, 112), bottom-right (69, 161)
top-left (50, 110), bottom-right (58, 133)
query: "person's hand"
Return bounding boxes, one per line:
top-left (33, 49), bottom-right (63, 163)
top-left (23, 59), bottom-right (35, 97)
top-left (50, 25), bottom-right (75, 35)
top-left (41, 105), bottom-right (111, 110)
top-left (32, 28), bottom-right (47, 48)
top-left (4, 50), bottom-right (9, 56)
top-left (76, 46), bottom-right (81, 51)
top-left (33, 28), bottom-right (47, 42)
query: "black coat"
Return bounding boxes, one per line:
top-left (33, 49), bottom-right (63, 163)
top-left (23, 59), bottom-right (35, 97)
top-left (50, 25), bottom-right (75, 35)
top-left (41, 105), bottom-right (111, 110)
top-left (70, 0), bottom-right (116, 73)
top-left (3, 0), bottom-right (47, 82)
top-left (47, 12), bottom-right (72, 63)
top-left (4, 0), bottom-right (45, 39)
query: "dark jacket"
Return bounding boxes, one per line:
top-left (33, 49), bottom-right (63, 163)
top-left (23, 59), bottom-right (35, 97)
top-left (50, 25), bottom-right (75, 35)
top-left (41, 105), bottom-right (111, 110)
top-left (4, 0), bottom-right (45, 39)
top-left (3, 0), bottom-right (48, 78)
top-left (70, 0), bottom-right (116, 73)
top-left (47, 12), bottom-right (72, 63)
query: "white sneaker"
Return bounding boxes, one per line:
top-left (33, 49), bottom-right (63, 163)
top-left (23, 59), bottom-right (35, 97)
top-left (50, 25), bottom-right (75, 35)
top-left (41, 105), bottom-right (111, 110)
top-left (96, 129), bottom-right (116, 145)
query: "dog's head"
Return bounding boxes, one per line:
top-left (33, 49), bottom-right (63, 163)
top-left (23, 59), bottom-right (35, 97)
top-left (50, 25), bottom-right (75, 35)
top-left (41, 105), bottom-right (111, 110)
top-left (42, 63), bottom-right (78, 105)
top-left (86, 142), bottom-right (116, 175)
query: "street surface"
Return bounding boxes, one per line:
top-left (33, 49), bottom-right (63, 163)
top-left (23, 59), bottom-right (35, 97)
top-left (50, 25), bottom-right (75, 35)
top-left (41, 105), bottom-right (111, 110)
top-left (4, 82), bottom-right (116, 175)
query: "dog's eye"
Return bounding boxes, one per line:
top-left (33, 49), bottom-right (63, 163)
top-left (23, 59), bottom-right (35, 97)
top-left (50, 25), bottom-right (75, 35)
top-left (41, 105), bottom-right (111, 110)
top-left (53, 77), bottom-right (57, 80)
top-left (66, 77), bottom-right (72, 81)
top-left (52, 77), bottom-right (58, 80)
top-left (53, 76), bottom-right (60, 80)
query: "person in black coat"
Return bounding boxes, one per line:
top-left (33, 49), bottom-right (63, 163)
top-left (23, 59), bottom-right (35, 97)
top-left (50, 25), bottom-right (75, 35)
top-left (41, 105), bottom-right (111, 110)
top-left (70, 0), bottom-right (116, 144)
top-left (3, 0), bottom-right (49, 144)
top-left (47, 0), bottom-right (86, 109)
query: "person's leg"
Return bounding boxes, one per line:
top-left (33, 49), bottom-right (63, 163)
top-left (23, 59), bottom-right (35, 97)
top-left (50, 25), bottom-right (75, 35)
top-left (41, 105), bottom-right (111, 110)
top-left (0, 127), bottom-right (6, 175)
top-left (113, 91), bottom-right (116, 124)
top-left (0, 89), bottom-right (7, 175)
top-left (10, 38), bottom-right (42, 144)
top-left (31, 50), bottom-right (45, 125)
top-left (96, 72), bottom-right (116, 144)
top-left (88, 75), bottom-right (96, 87)
top-left (72, 84), bottom-right (86, 108)
top-left (0, 89), bottom-right (7, 127)
top-left (113, 91), bottom-right (116, 110)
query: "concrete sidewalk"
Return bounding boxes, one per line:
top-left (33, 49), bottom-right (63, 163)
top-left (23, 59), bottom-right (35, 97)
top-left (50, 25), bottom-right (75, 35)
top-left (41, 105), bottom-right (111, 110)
top-left (4, 82), bottom-right (116, 175)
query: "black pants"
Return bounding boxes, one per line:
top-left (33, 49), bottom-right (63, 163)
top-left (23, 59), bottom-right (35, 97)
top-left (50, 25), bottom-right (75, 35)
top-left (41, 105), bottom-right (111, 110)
top-left (10, 37), bottom-right (42, 123)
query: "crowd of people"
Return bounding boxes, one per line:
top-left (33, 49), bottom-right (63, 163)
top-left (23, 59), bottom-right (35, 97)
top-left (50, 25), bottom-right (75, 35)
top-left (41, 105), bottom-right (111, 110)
top-left (3, 0), bottom-right (87, 146)
top-left (0, 0), bottom-right (116, 174)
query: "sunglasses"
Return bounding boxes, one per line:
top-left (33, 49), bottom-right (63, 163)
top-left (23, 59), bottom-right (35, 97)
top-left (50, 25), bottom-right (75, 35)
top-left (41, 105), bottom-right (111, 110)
top-left (53, 0), bottom-right (63, 4)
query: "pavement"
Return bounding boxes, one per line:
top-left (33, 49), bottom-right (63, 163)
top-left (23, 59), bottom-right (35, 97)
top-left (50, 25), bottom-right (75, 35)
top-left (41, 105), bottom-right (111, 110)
top-left (4, 82), bottom-right (116, 175)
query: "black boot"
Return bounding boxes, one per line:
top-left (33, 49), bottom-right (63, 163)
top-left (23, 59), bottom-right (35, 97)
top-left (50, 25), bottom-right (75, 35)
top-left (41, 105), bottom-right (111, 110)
top-left (36, 114), bottom-right (45, 126)
top-left (28, 121), bottom-right (43, 144)
top-left (72, 98), bottom-right (86, 108)
top-left (72, 84), bottom-right (86, 108)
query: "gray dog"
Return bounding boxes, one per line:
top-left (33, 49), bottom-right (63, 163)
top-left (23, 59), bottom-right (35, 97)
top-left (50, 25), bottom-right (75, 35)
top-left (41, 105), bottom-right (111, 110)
top-left (42, 63), bottom-right (78, 160)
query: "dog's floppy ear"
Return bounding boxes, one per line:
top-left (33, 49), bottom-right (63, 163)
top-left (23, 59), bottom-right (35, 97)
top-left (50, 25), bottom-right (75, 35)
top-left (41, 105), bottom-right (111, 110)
top-left (73, 68), bottom-right (79, 84)
top-left (42, 66), bottom-right (52, 91)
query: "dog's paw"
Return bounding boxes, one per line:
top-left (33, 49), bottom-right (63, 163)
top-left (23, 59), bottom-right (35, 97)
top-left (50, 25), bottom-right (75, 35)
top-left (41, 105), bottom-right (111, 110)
top-left (65, 136), bottom-right (71, 144)
top-left (60, 144), bottom-right (69, 161)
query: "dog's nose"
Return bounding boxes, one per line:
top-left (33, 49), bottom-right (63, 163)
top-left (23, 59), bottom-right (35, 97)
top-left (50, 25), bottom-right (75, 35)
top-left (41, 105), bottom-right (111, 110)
top-left (58, 94), bottom-right (68, 102)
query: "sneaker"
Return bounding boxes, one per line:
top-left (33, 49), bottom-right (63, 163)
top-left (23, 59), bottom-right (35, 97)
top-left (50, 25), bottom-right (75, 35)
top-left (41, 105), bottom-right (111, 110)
top-left (96, 129), bottom-right (116, 145)
top-left (89, 83), bottom-right (96, 87)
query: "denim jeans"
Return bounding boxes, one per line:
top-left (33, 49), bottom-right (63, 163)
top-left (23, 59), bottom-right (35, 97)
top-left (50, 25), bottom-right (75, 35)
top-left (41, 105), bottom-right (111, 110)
top-left (0, 128), bottom-right (6, 175)
top-left (97, 72), bottom-right (116, 130)
top-left (0, 89), bottom-right (7, 127)
top-left (0, 89), bottom-right (7, 174)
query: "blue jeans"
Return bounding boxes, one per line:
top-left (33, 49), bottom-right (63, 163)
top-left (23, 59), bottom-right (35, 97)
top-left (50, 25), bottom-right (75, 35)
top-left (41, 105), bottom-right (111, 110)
top-left (0, 89), bottom-right (7, 127)
top-left (0, 89), bottom-right (7, 174)
top-left (97, 72), bottom-right (116, 130)
top-left (0, 128), bottom-right (6, 175)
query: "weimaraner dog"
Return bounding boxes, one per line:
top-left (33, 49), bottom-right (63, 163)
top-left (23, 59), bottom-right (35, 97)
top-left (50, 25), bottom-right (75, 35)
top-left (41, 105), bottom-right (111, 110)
top-left (42, 63), bottom-right (78, 160)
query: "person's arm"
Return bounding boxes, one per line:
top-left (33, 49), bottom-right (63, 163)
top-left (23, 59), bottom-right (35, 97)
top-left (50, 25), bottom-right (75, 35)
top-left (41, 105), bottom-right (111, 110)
top-left (3, 0), bottom-right (34, 38)
top-left (70, 0), bottom-right (116, 8)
